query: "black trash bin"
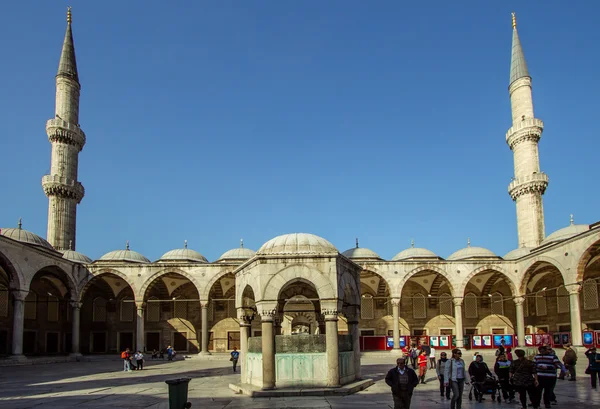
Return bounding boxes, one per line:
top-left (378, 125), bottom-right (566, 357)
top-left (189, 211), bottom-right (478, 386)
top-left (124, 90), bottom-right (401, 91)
top-left (165, 377), bottom-right (192, 409)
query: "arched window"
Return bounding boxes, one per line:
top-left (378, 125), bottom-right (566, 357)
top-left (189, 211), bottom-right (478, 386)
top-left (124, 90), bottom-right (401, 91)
top-left (412, 293), bottom-right (426, 319)
top-left (208, 301), bottom-right (214, 321)
top-left (361, 295), bottom-right (374, 320)
top-left (556, 287), bottom-right (569, 314)
top-left (0, 285), bottom-right (8, 317)
top-left (93, 297), bottom-right (107, 322)
top-left (174, 300), bottom-right (187, 319)
top-left (47, 295), bottom-right (59, 322)
top-left (147, 296), bottom-right (160, 322)
top-left (490, 292), bottom-right (504, 315)
top-left (524, 297), bottom-right (530, 317)
top-left (439, 293), bottom-right (453, 316)
top-left (120, 297), bottom-right (134, 322)
top-left (583, 279), bottom-right (599, 310)
top-left (535, 294), bottom-right (547, 316)
top-left (227, 297), bottom-right (236, 318)
top-left (464, 293), bottom-right (478, 318)
top-left (24, 291), bottom-right (37, 320)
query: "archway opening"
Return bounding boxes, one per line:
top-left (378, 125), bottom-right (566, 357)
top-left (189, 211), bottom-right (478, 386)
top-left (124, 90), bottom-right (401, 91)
top-left (0, 253), bottom-right (16, 356)
top-left (359, 270), bottom-right (391, 336)
top-left (579, 241), bottom-right (600, 330)
top-left (207, 273), bottom-right (237, 351)
top-left (522, 262), bottom-right (568, 334)
top-left (277, 279), bottom-right (322, 335)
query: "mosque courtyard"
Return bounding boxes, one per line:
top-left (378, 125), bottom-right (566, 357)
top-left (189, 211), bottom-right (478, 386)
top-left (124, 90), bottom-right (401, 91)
top-left (0, 354), bottom-right (597, 409)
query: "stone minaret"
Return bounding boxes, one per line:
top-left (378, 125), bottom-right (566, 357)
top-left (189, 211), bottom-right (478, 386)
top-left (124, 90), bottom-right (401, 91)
top-left (506, 13), bottom-right (548, 248)
top-left (42, 8), bottom-right (86, 251)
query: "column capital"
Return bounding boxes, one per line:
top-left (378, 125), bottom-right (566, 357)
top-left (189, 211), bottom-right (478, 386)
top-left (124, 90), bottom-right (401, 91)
top-left (135, 301), bottom-right (145, 310)
top-left (321, 309), bottom-right (339, 320)
top-left (200, 300), bottom-right (210, 308)
top-left (70, 300), bottom-right (82, 309)
top-left (566, 283), bottom-right (582, 295)
top-left (258, 309), bottom-right (277, 322)
top-left (10, 289), bottom-right (28, 302)
top-left (390, 297), bottom-right (401, 307)
top-left (452, 298), bottom-right (463, 307)
top-left (513, 296), bottom-right (525, 306)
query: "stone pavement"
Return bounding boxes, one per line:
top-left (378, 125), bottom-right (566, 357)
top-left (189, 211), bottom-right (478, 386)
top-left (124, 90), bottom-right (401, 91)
top-left (0, 354), bottom-right (598, 408)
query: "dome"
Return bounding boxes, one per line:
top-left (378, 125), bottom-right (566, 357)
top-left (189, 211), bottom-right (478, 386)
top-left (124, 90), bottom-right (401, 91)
top-left (257, 233), bottom-right (338, 256)
top-left (392, 242), bottom-right (440, 261)
top-left (342, 247), bottom-right (381, 260)
top-left (542, 216), bottom-right (588, 245)
top-left (159, 241), bottom-right (208, 263)
top-left (61, 249), bottom-right (93, 264)
top-left (99, 242), bottom-right (150, 263)
top-left (503, 247), bottom-right (532, 260)
top-left (218, 240), bottom-right (256, 262)
top-left (0, 219), bottom-right (54, 250)
top-left (448, 241), bottom-right (499, 261)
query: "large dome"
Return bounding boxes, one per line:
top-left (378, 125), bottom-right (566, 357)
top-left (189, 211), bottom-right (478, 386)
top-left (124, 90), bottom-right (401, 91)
top-left (0, 219), bottom-right (54, 250)
top-left (542, 216), bottom-right (588, 245)
top-left (257, 233), bottom-right (338, 256)
top-left (448, 241), bottom-right (499, 261)
top-left (159, 241), bottom-right (208, 263)
top-left (99, 242), bottom-right (150, 263)
top-left (392, 241), bottom-right (440, 261)
top-left (503, 247), bottom-right (532, 260)
top-left (218, 240), bottom-right (256, 262)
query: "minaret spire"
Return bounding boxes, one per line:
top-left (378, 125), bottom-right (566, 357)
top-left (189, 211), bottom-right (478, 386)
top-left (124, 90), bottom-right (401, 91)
top-left (506, 12), bottom-right (548, 248)
top-left (43, 7), bottom-right (86, 250)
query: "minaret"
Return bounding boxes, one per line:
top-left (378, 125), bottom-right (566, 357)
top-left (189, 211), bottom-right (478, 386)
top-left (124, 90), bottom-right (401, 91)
top-left (506, 13), bottom-right (548, 248)
top-left (42, 7), bottom-right (86, 251)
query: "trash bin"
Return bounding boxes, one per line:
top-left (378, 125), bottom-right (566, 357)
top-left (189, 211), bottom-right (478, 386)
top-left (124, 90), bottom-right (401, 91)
top-left (165, 377), bottom-right (192, 409)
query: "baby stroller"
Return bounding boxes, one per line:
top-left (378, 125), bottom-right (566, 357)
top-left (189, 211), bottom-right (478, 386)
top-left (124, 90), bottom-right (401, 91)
top-left (468, 375), bottom-right (501, 403)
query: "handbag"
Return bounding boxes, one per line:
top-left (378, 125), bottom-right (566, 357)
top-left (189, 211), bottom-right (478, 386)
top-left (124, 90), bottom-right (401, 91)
top-left (229, 357), bottom-right (233, 361)
top-left (509, 360), bottom-right (526, 386)
top-left (585, 366), bottom-right (591, 375)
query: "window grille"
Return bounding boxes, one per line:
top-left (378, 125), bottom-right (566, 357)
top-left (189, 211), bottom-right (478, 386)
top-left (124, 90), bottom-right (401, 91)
top-left (556, 287), bottom-right (570, 314)
top-left (491, 292), bottom-right (504, 315)
top-left (25, 292), bottom-right (37, 320)
top-left (208, 301), bottom-right (214, 321)
top-left (47, 295), bottom-right (59, 322)
top-left (583, 279), bottom-right (599, 311)
top-left (361, 295), bottom-right (374, 320)
top-left (464, 293), bottom-right (478, 318)
top-left (535, 294), bottom-right (547, 316)
top-left (227, 298), bottom-right (236, 318)
top-left (386, 298), bottom-right (393, 316)
top-left (0, 285), bottom-right (8, 317)
top-left (120, 297), bottom-right (134, 322)
top-left (524, 297), bottom-right (529, 317)
top-left (439, 293), bottom-right (453, 316)
top-left (93, 297), bottom-right (107, 322)
top-left (174, 300), bottom-right (188, 319)
top-left (412, 293), bottom-right (426, 319)
top-left (147, 297), bottom-right (160, 322)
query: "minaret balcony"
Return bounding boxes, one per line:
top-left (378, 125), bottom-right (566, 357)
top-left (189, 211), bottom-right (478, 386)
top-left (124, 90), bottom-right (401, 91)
top-left (508, 172), bottom-right (549, 200)
top-left (42, 174), bottom-right (85, 202)
top-left (506, 118), bottom-right (543, 148)
top-left (46, 118), bottom-right (86, 150)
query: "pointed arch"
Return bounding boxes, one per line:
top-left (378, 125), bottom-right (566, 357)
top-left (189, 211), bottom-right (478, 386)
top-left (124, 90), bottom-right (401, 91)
top-left (0, 247), bottom-right (25, 290)
top-left (261, 264), bottom-right (336, 302)
top-left (80, 269), bottom-right (136, 301)
top-left (519, 256), bottom-right (567, 295)
top-left (460, 265), bottom-right (517, 297)
top-left (401, 265), bottom-right (455, 296)
top-left (138, 268), bottom-right (201, 301)
top-left (201, 269), bottom-right (235, 301)
top-left (576, 233), bottom-right (600, 282)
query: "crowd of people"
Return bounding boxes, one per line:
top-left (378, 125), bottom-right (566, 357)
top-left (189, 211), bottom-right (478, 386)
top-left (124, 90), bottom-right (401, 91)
top-left (386, 341), bottom-right (600, 409)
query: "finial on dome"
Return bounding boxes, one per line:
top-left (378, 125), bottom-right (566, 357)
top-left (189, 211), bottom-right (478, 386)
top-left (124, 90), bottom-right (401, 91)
top-left (411, 239), bottom-right (415, 248)
top-left (18, 218), bottom-right (22, 230)
top-left (69, 240), bottom-right (73, 250)
top-left (240, 238), bottom-right (244, 248)
top-left (511, 12), bottom-right (516, 29)
top-left (570, 214), bottom-right (574, 225)
top-left (126, 241), bottom-right (130, 250)
top-left (467, 238), bottom-right (471, 247)
top-left (356, 238), bottom-right (359, 248)
top-left (67, 6), bottom-right (72, 24)
top-left (184, 240), bottom-right (188, 249)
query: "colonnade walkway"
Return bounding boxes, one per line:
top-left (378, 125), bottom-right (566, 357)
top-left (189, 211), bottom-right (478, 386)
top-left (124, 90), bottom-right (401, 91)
top-left (0, 354), bottom-right (597, 408)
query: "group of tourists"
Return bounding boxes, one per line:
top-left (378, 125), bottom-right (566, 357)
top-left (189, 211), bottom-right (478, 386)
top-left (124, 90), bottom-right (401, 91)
top-left (386, 342), bottom-right (600, 409)
top-left (120, 348), bottom-right (144, 371)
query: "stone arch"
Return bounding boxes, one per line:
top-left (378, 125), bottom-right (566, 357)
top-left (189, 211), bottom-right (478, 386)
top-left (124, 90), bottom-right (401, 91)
top-left (576, 236), bottom-right (600, 283)
top-left (0, 248), bottom-right (25, 290)
top-left (138, 268), bottom-right (201, 301)
top-left (202, 269), bottom-right (235, 301)
top-left (519, 256), bottom-right (567, 295)
top-left (262, 264), bottom-right (336, 302)
top-left (461, 265), bottom-right (517, 297)
top-left (79, 269), bottom-right (136, 301)
top-left (235, 278), bottom-right (260, 309)
top-left (400, 265), bottom-right (456, 296)
top-left (28, 264), bottom-right (77, 299)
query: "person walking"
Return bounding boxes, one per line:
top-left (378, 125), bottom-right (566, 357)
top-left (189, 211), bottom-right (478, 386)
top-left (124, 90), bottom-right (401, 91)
top-left (494, 352), bottom-right (515, 403)
top-left (510, 349), bottom-right (540, 409)
top-left (385, 357), bottom-right (419, 409)
top-left (584, 346), bottom-right (600, 389)
top-left (533, 345), bottom-right (562, 409)
top-left (429, 346), bottom-right (437, 369)
top-left (436, 351), bottom-right (451, 399)
top-left (230, 347), bottom-right (240, 373)
top-left (418, 349), bottom-right (428, 384)
top-left (135, 350), bottom-right (144, 370)
top-left (167, 345), bottom-right (173, 361)
top-left (559, 343), bottom-right (577, 381)
top-left (444, 348), bottom-right (469, 409)
top-left (409, 344), bottom-right (418, 369)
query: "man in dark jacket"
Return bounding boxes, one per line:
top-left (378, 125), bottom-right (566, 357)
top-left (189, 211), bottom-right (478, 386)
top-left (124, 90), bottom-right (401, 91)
top-left (385, 357), bottom-right (420, 409)
top-left (559, 343), bottom-right (577, 380)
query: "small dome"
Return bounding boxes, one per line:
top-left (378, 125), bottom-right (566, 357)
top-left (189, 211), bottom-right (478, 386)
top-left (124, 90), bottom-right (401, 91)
top-left (0, 219), bottom-right (54, 250)
top-left (218, 240), bottom-right (256, 262)
top-left (503, 247), bottom-right (532, 260)
top-left (159, 241), bottom-right (208, 263)
top-left (448, 240), bottom-right (499, 261)
top-left (542, 216), bottom-right (588, 245)
top-left (393, 245), bottom-right (439, 261)
top-left (61, 249), bottom-right (93, 264)
top-left (99, 242), bottom-right (150, 263)
top-left (257, 233), bottom-right (338, 256)
top-left (342, 242), bottom-right (381, 260)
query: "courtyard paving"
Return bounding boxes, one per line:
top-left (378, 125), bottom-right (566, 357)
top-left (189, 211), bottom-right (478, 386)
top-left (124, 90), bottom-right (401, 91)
top-left (0, 354), bottom-right (597, 408)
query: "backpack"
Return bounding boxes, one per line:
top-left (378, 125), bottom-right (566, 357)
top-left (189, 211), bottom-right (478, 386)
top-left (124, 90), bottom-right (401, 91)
top-left (121, 351), bottom-right (127, 359)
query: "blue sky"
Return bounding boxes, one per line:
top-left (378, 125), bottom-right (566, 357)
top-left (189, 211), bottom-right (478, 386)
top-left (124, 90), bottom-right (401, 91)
top-left (0, 1), bottom-right (598, 261)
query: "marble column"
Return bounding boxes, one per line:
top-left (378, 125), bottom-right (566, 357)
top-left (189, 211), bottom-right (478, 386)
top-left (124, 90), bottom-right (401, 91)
top-left (239, 317), bottom-right (251, 384)
top-left (70, 301), bottom-right (82, 356)
top-left (348, 318), bottom-right (361, 380)
top-left (391, 298), bottom-right (401, 350)
top-left (260, 312), bottom-right (276, 390)
top-left (453, 298), bottom-right (464, 348)
top-left (136, 301), bottom-right (145, 352)
top-left (10, 290), bottom-right (28, 359)
top-left (568, 285), bottom-right (583, 347)
top-left (324, 310), bottom-right (340, 387)
top-left (514, 297), bottom-right (526, 348)
top-left (200, 302), bottom-right (211, 355)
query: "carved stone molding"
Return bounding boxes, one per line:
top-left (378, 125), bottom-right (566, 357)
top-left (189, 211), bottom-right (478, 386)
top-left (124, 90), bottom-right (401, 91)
top-left (70, 301), bottom-right (83, 309)
top-left (452, 298), bottom-right (463, 307)
top-left (566, 284), bottom-right (582, 295)
top-left (508, 178), bottom-right (548, 201)
top-left (513, 297), bottom-right (525, 306)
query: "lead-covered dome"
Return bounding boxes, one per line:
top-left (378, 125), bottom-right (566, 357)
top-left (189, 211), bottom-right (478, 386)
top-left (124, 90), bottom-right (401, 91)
top-left (257, 233), bottom-right (338, 255)
top-left (503, 247), bottom-right (532, 260)
top-left (542, 216), bottom-right (588, 245)
top-left (99, 242), bottom-right (150, 263)
top-left (342, 242), bottom-right (381, 260)
top-left (159, 241), bottom-right (208, 263)
top-left (1, 219), bottom-right (54, 250)
top-left (218, 240), bottom-right (256, 262)
top-left (392, 241), bottom-right (440, 261)
top-left (448, 240), bottom-right (499, 261)
top-left (61, 249), bottom-right (93, 264)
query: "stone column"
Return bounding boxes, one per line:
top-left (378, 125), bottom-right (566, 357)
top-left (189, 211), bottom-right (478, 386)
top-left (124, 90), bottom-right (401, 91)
top-left (136, 301), bottom-right (145, 352)
top-left (324, 310), bottom-right (340, 387)
top-left (453, 298), bottom-right (464, 348)
top-left (273, 314), bottom-right (282, 336)
top-left (514, 297), bottom-right (526, 347)
top-left (239, 317), bottom-right (251, 384)
top-left (10, 290), bottom-right (27, 360)
top-left (70, 301), bottom-right (82, 356)
top-left (348, 317), bottom-right (361, 380)
top-left (260, 311), bottom-right (276, 390)
top-left (391, 298), bottom-right (401, 350)
top-left (200, 301), bottom-right (211, 355)
top-left (568, 285), bottom-right (583, 347)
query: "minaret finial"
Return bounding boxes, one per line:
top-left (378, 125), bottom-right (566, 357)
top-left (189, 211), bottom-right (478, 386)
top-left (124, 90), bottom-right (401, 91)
top-left (511, 12), bottom-right (516, 29)
top-left (467, 237), bottom-right (471, 247)
top-left (184, 240), bottom-right (188, 249)
top-left (126, 241), bottom-right (130, 250)
top-left (69, 240), bottom-right (73, 250)
top-left (18, 218), bottom-right (22, 230)
top-left (355, 238), bottom-right (359, 248)
top-left (240, 238), bottom-right (244, 248)
top-left (570, 214), bottom-right (574, 225)
top-left (67, 7), bottom-right (72, 24)
top-left (411, 239), bottom-right (415, 248)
